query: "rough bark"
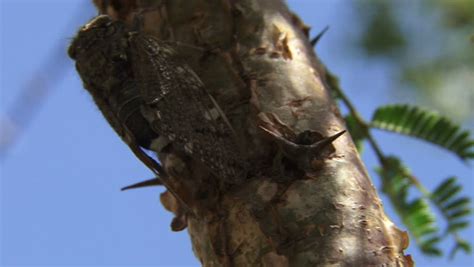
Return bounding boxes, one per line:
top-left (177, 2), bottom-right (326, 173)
top-left (93, 0), bottom-right (412, 266)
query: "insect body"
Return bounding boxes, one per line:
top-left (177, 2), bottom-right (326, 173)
top-left (129, 34), bottom-right (245, 184)
top-left (69, 16), bottom-right (157, 150)
top-left (68, 15), bottom-right (245, 188)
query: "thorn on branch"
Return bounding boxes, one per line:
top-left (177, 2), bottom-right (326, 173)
top-left (121, 177), bottom-right (162, 191)
top-left (310, 26), bottom-right (329, 47)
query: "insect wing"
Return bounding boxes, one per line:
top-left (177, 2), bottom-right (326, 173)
top-left (129, 35), bottom-right (244, 183)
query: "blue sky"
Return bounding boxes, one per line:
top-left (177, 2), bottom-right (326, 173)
top-left (1, 0), bottom-right (472, 266)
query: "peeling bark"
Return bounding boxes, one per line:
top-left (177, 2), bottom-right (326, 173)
top-left (93, 0), bottom-right (413, 266)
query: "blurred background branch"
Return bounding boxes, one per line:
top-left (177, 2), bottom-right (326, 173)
top-left (0, 3), bottom-right (92, 160)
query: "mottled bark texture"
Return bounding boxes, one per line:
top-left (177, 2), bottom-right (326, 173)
top-left (94, 0), bottom-right (412, 266)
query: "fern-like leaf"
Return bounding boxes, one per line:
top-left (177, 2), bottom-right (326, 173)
top-left (378, 156), bottom-right (441, 255)
top-left (430, 177), bottom-right (472, 257)
top-left (450, 238), bottom-right (472, 259)
top-left (371, 104), bottom-right (474, 160)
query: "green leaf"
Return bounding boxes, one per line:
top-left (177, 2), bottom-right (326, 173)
top-left (447, 221), bottom-right (469, 233)
top-left (431, 177), bottom-right (457, 199)
top-left (429, 177), bottom-right (472, 258)
top-left (422, 246), bottom-right (443, 256)
top-left (435, 184), bottom-right (462, 204)
top-left (371, 104), bottom-right (474, 160)
top-left (447, 209), bottom-right (471, 220)
top-left (431, 178), bottom-right (472, 218)
top-left (457, 239), bottom-right (471, 253)
top-left (420, 236), bottom-right (443, 256)
top-left (450, 239), bottom-right (472, 259)
top-left (377, 156), bottom-right (441, 256)
top-left (443, 197), bottom-right (470, 211)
